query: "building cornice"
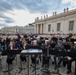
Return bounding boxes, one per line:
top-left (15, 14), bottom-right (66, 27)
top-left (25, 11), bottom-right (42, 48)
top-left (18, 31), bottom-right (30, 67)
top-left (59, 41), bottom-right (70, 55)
top-left (35, 8), bottom-right (76, 23)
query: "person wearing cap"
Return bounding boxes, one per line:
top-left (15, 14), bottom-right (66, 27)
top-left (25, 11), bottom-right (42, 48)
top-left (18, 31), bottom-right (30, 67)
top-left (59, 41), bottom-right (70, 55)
top-left (54, 40), bottom-right (65, 69)
top-left (66, 41), bottom-right (76, 74)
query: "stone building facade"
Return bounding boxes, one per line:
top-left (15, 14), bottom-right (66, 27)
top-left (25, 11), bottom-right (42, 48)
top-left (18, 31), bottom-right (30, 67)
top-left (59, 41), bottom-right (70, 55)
top-left (34, 8), bottom-right (76, 34)
top-left (1, 25), bottom-right (34, 34)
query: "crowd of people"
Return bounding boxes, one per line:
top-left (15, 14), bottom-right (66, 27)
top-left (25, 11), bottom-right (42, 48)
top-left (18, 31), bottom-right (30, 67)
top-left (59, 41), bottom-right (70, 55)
top-left (0, 34), bottom-right (76, 74)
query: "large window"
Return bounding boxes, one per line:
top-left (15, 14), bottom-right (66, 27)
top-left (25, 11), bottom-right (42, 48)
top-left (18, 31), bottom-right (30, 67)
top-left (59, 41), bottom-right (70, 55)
top-left (69, 21), bottom-right (74, 31)
top-left (48, 24), bottom-right (51, 32)
top-left (57, 23), bottom-right (61, 31)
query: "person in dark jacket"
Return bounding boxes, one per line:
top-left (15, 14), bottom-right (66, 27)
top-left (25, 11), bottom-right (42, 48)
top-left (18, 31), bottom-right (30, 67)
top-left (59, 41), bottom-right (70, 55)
top-left (6, 40), bottom-right (16, 64)
top-left (54, 40), bottom-right (65, 69)
top-left (62, 39), bottom-right (71, 67)
top-left (20, 38), bottom-right (28, 62)
top-left (42, 40), bottom-right (51, 67)
top-left (62, 39), bottom-right (71, 50)
top-left (66, 41), bottom-right (76, 74)
top-left (30, 40), bottom-right (41, 64)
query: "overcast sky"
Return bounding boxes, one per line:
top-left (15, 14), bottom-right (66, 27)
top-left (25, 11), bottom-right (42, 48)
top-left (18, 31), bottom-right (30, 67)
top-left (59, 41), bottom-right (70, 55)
top-left (0, 0), bottom-right (76, 28)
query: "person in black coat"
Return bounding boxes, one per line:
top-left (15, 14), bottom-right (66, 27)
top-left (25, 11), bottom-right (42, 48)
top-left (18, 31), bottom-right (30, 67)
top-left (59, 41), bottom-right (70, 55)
top-left (51, 35), bottom-right (58, 43)
top-left (62, 39), bottom-right (71, 67)
top-left (66, 41), bottom-right (76, 74)
top-left (6, 40), bottom-right (16, 64)
top-left (30, 40), bottom-right (41, 64)
top-left (36, 36), bottom-right (42, 46)
top-left (62, 39), bottom-right (71, 50)
top-left (20, 39), bottom-right (29, 62)
top-left (42, 40), bottom-right (51, 67)
top-left (54, 40), bottom-right (65, 69)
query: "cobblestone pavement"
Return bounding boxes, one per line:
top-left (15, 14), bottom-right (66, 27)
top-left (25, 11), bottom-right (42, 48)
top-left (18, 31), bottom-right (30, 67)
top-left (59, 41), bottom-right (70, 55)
top-left (0, 55), bottom-right (75, 75)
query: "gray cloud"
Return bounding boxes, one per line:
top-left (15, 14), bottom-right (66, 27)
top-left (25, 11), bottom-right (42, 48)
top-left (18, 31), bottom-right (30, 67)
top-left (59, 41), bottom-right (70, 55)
top-left (0, 14), bottom-right (15, 23)
top-left (0, 14), bottom-right (12, 20)
top-left (0, 24), bottom-right (7, 26)
top-left (0, 0), bottom-right (13, 12)
top-left (4, 19), bottom-right (14, 23)
top-left (0, 0), bottom-right (62, 13)
top-left (14, 0), bottom-right (62, 13)
top-left (0, 0), bottom-right (61, 27)
top-left (0, 0), bottom-right (74, 14)
top-left (0, 0), bottom-right (71, 27)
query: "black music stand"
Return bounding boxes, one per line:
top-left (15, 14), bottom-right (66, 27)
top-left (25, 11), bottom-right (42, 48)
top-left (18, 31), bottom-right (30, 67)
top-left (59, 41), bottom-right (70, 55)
top-left (48, 49), bottom-right (62, 75)
top-left (2, 50), bottom-right (21, 75)
top-left (2, 50), bottom-right (12, 75)
top-left (43, 48), bottom-right (76, 75)
top-left (9, 50), bottom-right (22, 74)
top-left (66, 50), bottom-right (76, 75)
top-left (21, 49), bottom-right (42, 75)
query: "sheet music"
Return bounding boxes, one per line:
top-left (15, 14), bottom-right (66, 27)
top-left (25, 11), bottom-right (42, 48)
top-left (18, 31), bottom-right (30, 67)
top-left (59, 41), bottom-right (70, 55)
top-left (29, 49), bottom-right (39, 53)
top-left (21, 50), bottom-right (28, 53)
top-left (21, 49), bottom-right (42, 54)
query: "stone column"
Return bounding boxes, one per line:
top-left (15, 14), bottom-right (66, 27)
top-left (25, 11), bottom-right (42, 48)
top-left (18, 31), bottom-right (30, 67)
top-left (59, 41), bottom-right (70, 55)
top-left (36, 24), bottom-right (38, 34)
top-left (42, 24), bottom-right (44, 34)
top-left (36, 24), bottom-right (37, 33)
top-left (38, 24), bottom-right (40, 34)
top-left (37, 24), bottom-right (39, 34)
top-left (40, 24), bottom-right (42, 34)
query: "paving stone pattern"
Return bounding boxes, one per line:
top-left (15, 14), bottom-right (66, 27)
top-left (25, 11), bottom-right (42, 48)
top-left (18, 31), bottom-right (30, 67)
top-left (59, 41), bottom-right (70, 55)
top-left (0, 55), bottom-right (75, 75)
